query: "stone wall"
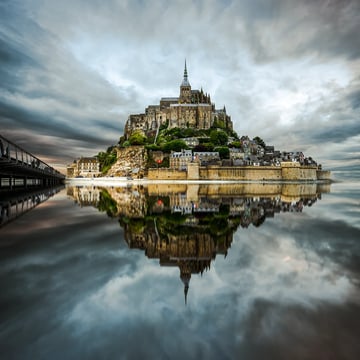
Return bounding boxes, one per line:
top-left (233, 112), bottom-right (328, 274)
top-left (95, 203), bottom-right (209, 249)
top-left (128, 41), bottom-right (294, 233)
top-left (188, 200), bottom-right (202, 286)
top-left (148, 163), bottom-right (322, 181)
top-left (280, 162), bottom-right (318, 181)
top-left (107, 146), bottom-right (148, 178)
top-left (317, 170), bottom-right (331, 181)
top-left (148, 168), bottom-right (187, 180)
top-left (187, 162), bottom-right (200, 179)
top-left (200, 165), bottom-right (283, 181)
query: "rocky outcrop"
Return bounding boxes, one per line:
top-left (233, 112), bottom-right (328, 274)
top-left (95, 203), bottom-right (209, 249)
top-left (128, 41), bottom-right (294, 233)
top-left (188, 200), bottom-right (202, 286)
top-left (106, 146), bottom-right (148, 178)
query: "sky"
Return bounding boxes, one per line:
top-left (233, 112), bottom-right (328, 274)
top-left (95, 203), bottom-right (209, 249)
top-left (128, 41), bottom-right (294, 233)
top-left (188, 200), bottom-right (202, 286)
top-left (0, 0), bottom-right (359, 173)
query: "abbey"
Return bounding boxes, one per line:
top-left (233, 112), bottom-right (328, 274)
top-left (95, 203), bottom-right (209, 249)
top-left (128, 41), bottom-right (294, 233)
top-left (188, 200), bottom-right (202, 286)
top-left (124, 61), bottom-right (233, 139)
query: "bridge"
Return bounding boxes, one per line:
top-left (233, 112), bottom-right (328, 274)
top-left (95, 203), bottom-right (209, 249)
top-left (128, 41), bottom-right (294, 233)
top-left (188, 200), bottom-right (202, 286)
top-left (0, 134), bottom-right (65, 190)
top-left (0, 186), bottom-right (63, 228)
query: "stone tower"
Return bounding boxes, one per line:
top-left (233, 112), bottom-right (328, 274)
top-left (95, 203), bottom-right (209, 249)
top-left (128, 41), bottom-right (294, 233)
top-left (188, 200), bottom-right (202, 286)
top-left (179, 60), bottom-right (191, 103)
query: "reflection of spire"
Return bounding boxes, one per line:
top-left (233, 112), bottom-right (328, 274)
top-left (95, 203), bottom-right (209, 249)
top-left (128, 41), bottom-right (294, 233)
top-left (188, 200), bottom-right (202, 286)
top-left (184, 281), bottom-right (189, 305)
top-left (179, 261), bottom-right (191, 305)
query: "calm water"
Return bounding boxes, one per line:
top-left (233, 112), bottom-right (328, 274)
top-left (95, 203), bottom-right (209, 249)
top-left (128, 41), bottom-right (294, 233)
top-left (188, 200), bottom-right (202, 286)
top-left (0, 174), bottom-right (359, 360)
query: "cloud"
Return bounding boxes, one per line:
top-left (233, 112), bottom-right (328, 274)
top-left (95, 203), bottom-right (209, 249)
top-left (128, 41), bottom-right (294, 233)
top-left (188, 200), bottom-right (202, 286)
top-left (0, 0), bottom-right (359, 171)
top-left (1, 186), bottom-right (360, 359)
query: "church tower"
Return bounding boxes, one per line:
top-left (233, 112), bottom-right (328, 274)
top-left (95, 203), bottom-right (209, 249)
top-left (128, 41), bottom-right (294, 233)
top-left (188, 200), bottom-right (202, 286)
top-left (179, 60), bottom-right (191, 103)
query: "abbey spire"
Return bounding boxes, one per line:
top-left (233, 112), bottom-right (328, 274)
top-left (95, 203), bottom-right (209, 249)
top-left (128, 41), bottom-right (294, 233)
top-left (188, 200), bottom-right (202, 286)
top-left (180, 59), bottom-right (191, 103)
top-left (181, 59), bottom-right (190, 87)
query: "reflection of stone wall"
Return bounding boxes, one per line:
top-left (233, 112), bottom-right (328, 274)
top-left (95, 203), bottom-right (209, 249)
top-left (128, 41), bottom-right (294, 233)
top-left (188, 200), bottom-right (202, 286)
top-left (148, 183), bottom-right (328, 202)
top-left (281, 183), bottom-right (317, 201)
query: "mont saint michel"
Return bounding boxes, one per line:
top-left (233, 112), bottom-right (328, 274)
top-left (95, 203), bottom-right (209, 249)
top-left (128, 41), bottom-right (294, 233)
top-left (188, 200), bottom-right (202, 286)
top-left (67, 62), bottom-right (331, 182)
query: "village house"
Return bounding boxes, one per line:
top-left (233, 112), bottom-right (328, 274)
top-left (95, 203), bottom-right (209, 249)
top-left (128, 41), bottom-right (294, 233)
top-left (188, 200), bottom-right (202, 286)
top-left (66, 157), bottom-right (101, 178)
top-left (170, 150), bottom-right (193, 170)
top-left (193, 151), bottom-right (220, 165)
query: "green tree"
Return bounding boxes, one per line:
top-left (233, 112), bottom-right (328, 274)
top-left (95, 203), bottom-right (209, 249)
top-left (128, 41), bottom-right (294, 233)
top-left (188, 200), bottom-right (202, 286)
top-left (118, 135), bottom-right (125, 146)
top-left (214, 146), bottom-right (230, 159)
top-left (183, 128), bottom-right (196, 137)
top-left (253, 136), bottom-right (266, 148)
top-left (162, 139), bottom-right (188, 153)
top-left (228, 129), bottom-right (240, 139)
top-left (229, 141), bottom-right (242, 148)
top-left (212, 116), bottom-right (226, 129)
top-left (145, 144), bottom-right (161, 151)
top-left (159, 120), bottom-right (169, 132)
top-left (97, 189), bottom-right (118, 217)
top-left (96, 146), bottom-right (118, 174)
top-left (129, 131), bottom-right (147, 145)
top-left (193, 143), bottom-right (214, 152)
top-left (210, 130), bottom-right (228, 146)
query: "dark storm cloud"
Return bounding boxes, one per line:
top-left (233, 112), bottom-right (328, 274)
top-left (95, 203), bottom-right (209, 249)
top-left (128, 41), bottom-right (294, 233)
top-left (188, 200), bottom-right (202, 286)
top-left (309, 122), bottom-right (360, 143)
top-left (0, 37), bottom-right (41, 93)
top-left (232, 0), bottom-right (360, 62)
top-left (347, 88), bottom-right (360, 109)
top-left (297, 81), bottom-right (360, 144)
top-left (0, 99), bottom-right (119, 145)
top-left (293, 218), bottom-right (360, 274)
top-left (239, 299), bottom-right (360, 359)
top-left (0, 0), bottom-right (136, 168)
top-left (1, 0), bottom-right (360, 170)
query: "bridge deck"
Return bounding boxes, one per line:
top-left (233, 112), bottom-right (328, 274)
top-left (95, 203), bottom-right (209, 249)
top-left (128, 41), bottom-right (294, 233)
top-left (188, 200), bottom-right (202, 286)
top-left (0, 134), bottom-right (65, 189)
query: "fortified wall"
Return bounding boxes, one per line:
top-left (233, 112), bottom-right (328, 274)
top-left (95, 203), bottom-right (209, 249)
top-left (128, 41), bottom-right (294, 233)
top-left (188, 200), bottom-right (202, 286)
top-left (148, 162), bottom-right (331, 182)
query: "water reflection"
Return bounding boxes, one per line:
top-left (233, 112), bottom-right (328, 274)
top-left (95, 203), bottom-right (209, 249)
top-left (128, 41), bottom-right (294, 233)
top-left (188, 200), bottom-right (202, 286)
top-left (0, 186), bottom-right (64, 228)
top-left (67, 182), bottom-right (330, 303)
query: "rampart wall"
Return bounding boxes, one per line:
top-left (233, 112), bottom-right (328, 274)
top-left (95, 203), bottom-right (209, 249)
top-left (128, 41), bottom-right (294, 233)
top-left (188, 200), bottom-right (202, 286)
top-left (148, 162), bottom-right (329, 182)
top-left (317, 170), bottom-right (331, 180)
top-left (200, 166), bottom-right (282, 181)
top-left (148, 168), bottom-right (187, 180)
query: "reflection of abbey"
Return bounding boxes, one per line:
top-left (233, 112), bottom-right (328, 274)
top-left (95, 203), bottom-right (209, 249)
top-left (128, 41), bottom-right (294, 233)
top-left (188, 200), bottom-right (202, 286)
top-left (67, 183), bottom-right (329, 303)
top-left (124, 61), bottom-right (232, 139)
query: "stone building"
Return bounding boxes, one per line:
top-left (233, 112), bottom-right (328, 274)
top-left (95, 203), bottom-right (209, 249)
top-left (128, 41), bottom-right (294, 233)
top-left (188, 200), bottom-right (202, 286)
top-left (193, 151), bottom-right (220, 165)
top-left (124, 61), bottom-right (233, 139)
top-left (66, 157), bottom-right (101, 178)
top-left (169, 149), bottom-right (193, 170)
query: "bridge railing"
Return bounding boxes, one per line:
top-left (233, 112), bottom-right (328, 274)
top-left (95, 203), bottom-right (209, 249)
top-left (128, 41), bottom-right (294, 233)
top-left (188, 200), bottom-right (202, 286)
top-left (0, 134), bottom-right (64, 178)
